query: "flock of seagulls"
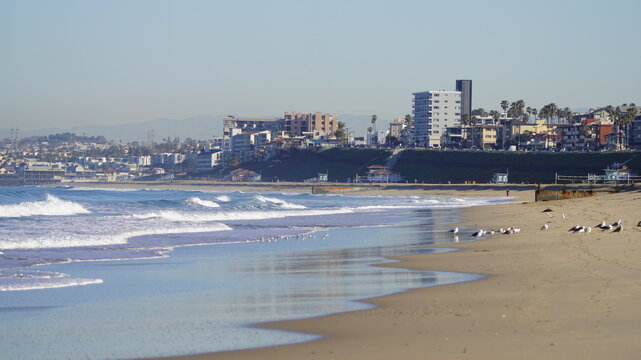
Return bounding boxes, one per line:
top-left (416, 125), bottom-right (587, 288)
top-left (594, 219), bottom-right (623, 232)
top-left (448, 211), bottom-right (640, 239)
top-left (568, 225), bottom-right (592, 233)
top-left (449, 227), bottom-right (520, 237)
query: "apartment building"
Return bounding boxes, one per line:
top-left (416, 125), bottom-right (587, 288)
top-left (222, 116), bottom-right (284, 138)
top-left (412, 90), bottom-right (462, 147)
top-left (284, 112), bottom-right (337, 136)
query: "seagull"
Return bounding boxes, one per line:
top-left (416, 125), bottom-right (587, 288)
top-left (612, 220), bottom-right (622, 227)
top-left (569, 225), bottom-right (581, 232)
top-left (498, 228), bottom-right (505, 233)
top-left (613, 225), bottom-right (623, 232)
top-left (586, 227), bottom-right (592, 233)
top-left (449, 227), bottom-right (459, 234)
top-left (602, 224), bottom-right (613, 231)
top-left (637, 221), bottom-right (641, 227)
top-left (472, 229), bottom-right (484, 237)
top-left (513, 228), bottom-right (521, 233)
top-left (595, 221), bottom-right (606, 229)
top-left (486, 230), bottom-right (495, 235)
top-left (541, 224), bottom-right (549, 230)
top-left (503, 229), bottom-right (514, 235)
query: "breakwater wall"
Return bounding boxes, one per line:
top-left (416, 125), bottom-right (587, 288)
top-left (534, 184), bottom-right (636, 202)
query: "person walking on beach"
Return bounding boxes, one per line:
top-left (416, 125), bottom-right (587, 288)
top-left (506, 189), bottom-right (510, 197)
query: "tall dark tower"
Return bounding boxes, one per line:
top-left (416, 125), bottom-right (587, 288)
top-left (455, 79), bottom-right (472, 117)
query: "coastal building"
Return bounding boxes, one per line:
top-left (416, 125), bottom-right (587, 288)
top-left (151, 153), bottom-right (185, 167)
top-left (211, 136), bottom-right (225, 149)
top-left (389, 118), bottom-right (405, 139)
top-left (222, 116), bottom-right (284, 138)
top-left (196, 150), bottom-right (223, 172)
top-left (467, 126), bottom-right (499, 150)
top-left (229, 133), bottom-right (253, 162)
top-left (284, 112), bottom-right (338, 137)
top-left (617, 105), bottom-right (641, 149)
top-left (229, 168), bottom-right (261, 182)
top-left (128, 155), bottom-right (151, 167)
top-left (412, 90), bottom-right (462, 147)
top-left (17, 161), bottom-right (65, 181)
top-left (455, 80), bottom-right (472, 118)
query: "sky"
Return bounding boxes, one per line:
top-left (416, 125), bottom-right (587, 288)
top-left (1, 0), bottom-right (640, 132)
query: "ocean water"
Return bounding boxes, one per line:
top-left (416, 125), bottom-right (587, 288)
top-left (0, 186), bottom-right (504, 359)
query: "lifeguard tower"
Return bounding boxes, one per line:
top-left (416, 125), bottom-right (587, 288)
top-left (491, 170), bottom-right (509, 184)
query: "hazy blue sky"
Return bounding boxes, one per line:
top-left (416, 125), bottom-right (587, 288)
top-left (1, 0), bottom-right (640, 131)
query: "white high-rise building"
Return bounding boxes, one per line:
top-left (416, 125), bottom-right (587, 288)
top-left (412, 90), bottom-right (462, 147)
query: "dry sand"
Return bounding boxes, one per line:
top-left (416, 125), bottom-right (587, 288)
top-left (121, 183), bottom-right (641, 360)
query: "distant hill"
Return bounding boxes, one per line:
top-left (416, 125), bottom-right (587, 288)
top-left (0, 115), bottom-right (225, 143)
top-left (0, 113), bottom-right (378, 143)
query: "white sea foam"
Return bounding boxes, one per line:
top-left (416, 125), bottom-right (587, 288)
top-left (255, 195), bottom-right (306, 209)
top-left (215, 195), bottom-right (231, 202)
top-left (187, 197), bottom-right (220, 208)
top-left (133, 208), bottom-right (353, 222)
top-left (0, 278), bottom-right (103, 291)
top-left (0, 223), bottom-right (232, 250)
top-left (0, 194), bottom-right (90, 218)
top-left (63, 186), bottom-right (141, 192)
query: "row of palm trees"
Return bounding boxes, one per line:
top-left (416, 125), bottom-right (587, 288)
top-left (604, 105), bottom-right (638, 149)
top-left (460, 100), bottom-right (639, 149)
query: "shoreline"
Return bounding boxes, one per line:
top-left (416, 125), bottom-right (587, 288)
top-left (60, 180), bottom-right (535, 199)
top-left (149, 187), bottom-right (641, 360)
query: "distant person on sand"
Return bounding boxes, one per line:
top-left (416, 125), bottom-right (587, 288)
top-left (506, 189), bottom-right (510, 197)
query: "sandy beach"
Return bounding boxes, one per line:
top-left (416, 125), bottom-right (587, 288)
top-left (120, 183), bottom-right (641, 360)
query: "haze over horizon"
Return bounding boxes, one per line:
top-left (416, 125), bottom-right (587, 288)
top-left (1, 0), bottom-right (640, 135)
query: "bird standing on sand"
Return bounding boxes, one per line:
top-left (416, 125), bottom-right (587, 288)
top-left (637, 221), bottom-right (641, 227)
top-left (596, 221), bottom-right (606, 229)
top-left (612, 219), bottom-right (622, 227)
top-left (541, 224), bottom-right (549, 230)
top-left (613, 225), bottom-right (623, 233)
top-left (602, 224), bottom-right (613, 230)
top-left (472, 229), bottom-right (484, 237)
top-left (449, 227), bottom-right (459, 234)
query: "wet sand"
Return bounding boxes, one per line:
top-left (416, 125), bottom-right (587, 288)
top-left (130, 184), bottom-right (641, 360)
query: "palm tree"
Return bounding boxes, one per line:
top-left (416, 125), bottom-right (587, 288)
top-left (500, 100), bottom-right (510, 118)
top-left (605, 106), bottom-right (622, 149)
top-left (462, 113), bottom-right (472, 126)
top-left (335, 121), bottom-right (347, 144)
top-left (526, 107), bottom-right (534, 122)
top-left (539, 103), bottom-right (558, 149)
top-left (621, 106), bottom-right (638, 149)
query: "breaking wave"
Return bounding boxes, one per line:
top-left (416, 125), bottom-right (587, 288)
top-left (187, 197), bottom-right (220, 208)
top-left (0, 194), bottom-right (90, 218)
top-left (0, 223), bottom-right (232, 250)
top-left (255, 195), bottom-right (306, 209)
top-left (133, 208), bottom-right (353, 222)
top-left (215, 195), bottom-right (231, 202)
